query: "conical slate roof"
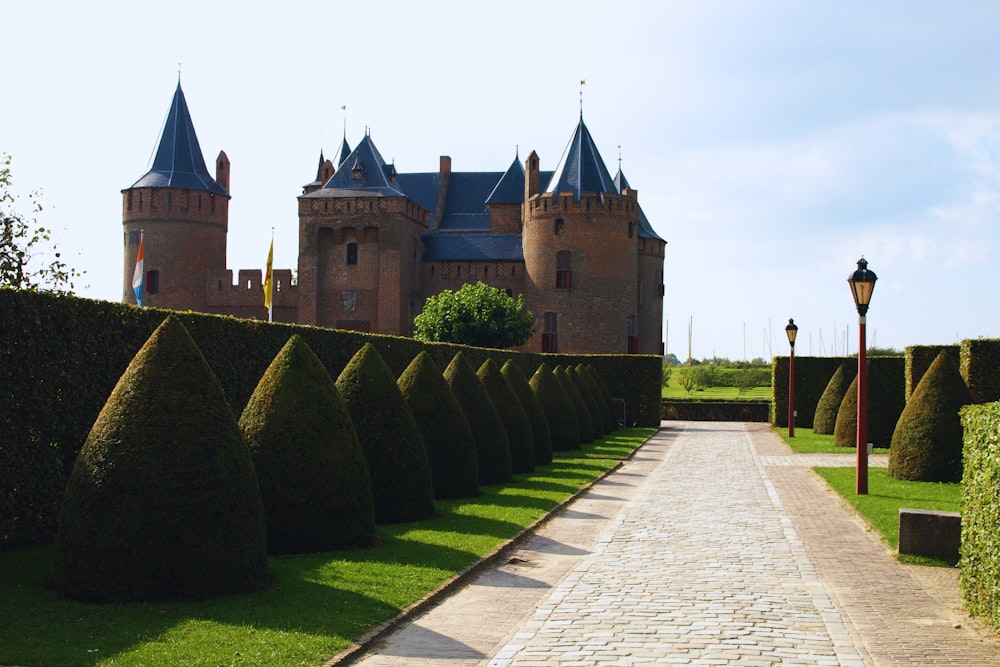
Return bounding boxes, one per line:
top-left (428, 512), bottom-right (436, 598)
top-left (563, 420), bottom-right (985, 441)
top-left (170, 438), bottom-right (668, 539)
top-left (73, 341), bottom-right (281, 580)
top-left (486, 155), bottom-right (525, 205)
top-left (545, 116), bottom-right (616, 200)
top-left (334, 136), bottom-right (352, 167)
top-left (615, 167), bottom-right (665, 243)
top-left (130, 83), bottom-right (228, 195)
top-left (306, 133), bottom-right (404, 198)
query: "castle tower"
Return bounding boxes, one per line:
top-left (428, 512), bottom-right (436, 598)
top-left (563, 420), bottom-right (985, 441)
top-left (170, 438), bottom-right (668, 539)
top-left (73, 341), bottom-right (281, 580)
top-left (616, 169), bottom-right (667, 355)
top-left (296, 133), bottom-right (428, 333)
top-left (122, 82), bottom-right (230, 310)
top-left (522, 116), bottom-right (641, 354)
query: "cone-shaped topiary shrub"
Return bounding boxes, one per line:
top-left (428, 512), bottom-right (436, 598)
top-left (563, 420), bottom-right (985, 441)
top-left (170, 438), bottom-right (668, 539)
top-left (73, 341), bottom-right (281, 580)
top-left (398, 351), bottom-right (480, 499)
top-left (239, 335), bottom-right (375, 554)
top-left (53, 316), bottom-right (269, 602)
top-left (889, 351), bottom-right (972, 482)
top-left (577, 363), bottom-right (612, 435)
top-left (531, 363), bottom-right (580, 451)
top-left (479, 359), bottom-right (534, 474)
top-left (833, 365), bottom-right (901, 449)
top-left (336, 344), bottom-right (435, 523)
top-left (569, 365), bottom-right (606, 437)
top-left (586, 364), bottom-right (619, 429)
top-left (444, 352), bottom-right (512, 485)
top-left (502, 360), bottom-right (552, 465)
top-left (555, 365), bottom-right (594, 444)
top-left (813, 363), bottom-right (855, 435)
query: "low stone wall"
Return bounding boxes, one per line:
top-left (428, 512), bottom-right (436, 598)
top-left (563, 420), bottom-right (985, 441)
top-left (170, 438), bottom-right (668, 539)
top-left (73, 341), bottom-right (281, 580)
top-left (661, 401), bottom-right (771, 422)
top-left (898, 508), bottom-right (961, 563)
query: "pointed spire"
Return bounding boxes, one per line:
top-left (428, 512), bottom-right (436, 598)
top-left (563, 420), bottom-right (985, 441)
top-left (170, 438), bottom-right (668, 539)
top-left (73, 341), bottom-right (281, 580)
top-left (316, 134), bottom-right (405, 196)
top-left (131, 83), bottom-right (228, 195)
top-left (487, 154), bottom-right (526, 205)
top-left (545, 116), bottom-right (616, 200)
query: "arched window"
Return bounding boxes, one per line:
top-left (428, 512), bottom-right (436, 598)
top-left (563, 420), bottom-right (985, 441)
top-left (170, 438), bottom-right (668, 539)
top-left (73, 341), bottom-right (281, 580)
top-left (542, 312), bottom-right (558, 353)
top-left (556, 251), bottom-right (572, 289)
top-left (347, 242), bottom-right (358, 265)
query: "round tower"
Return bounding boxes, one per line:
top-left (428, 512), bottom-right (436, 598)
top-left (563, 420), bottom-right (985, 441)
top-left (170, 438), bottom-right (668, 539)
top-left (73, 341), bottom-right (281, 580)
top-left (122, 83), bottom-right (230, 311)
top-left (522, 117), bottom-right (638, 354)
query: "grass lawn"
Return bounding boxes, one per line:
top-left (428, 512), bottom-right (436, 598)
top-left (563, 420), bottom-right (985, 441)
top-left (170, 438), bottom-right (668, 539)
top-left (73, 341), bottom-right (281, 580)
top-left (661, 376), bottom-right (771, 401)
top-left (813, 466), bottom-right (961, 566)
top-left (776, 426), bottom-right (959, 566)
top-left (0, 427), bottom-right (655, 667)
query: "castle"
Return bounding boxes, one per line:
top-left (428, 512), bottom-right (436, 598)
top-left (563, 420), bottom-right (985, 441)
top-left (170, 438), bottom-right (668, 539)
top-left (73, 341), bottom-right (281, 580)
top-left (122, 83), bottom-right (666, 355)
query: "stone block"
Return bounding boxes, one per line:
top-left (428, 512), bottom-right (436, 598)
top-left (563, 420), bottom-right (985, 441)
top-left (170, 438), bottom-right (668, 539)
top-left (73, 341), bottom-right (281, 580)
top-left (898, 508), bottom-right (961, 562)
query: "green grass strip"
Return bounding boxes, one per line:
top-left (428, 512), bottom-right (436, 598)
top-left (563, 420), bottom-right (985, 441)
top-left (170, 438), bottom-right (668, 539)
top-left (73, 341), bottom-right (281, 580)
top-left (777, 427), bottom-right (890, 455)
top-left (813, 466), bottom-right (961, 566)
top-left (0, 427), bottom-right (654, 667)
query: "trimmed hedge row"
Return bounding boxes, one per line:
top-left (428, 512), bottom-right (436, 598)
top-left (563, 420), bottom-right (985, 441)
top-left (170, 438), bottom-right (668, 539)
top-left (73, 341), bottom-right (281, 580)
top-left (905, 345), bottom-right (959, 401)
top-left (961, 338), bottom-right (1000, 405)
top-left (960, 401), bottom-right (1000, 631)
top-left (1, 290), bottom-right (661, 550)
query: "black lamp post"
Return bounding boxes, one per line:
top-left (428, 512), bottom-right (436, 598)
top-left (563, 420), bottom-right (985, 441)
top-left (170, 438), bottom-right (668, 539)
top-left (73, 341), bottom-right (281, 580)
top-left (848, 257), bottom-right (877, 495)
top-left (785, 318), bottom-right (798, 438)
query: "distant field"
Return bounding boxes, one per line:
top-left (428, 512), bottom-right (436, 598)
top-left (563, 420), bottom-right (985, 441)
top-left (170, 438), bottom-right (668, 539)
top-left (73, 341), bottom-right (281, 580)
top-left (661, 370), bottom-right (772, 401)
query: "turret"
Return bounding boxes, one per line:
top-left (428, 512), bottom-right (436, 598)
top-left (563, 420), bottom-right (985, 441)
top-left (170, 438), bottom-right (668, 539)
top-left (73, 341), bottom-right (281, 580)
top-left (121, 82), bottom-right (230, 310)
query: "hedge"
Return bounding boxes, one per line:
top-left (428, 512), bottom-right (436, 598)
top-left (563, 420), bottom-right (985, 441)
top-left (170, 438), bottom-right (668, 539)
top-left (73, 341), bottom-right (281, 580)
top-left (771, 355), bottom-right (904, 430)
top-left (961, 338), bottom-right (1000, 405)
top-left (0, 290), bottom-right (660, 550)
top-left (960, 401), bottom-right (1000, 631)
top-left (905, 345), bottom-right (959, 402)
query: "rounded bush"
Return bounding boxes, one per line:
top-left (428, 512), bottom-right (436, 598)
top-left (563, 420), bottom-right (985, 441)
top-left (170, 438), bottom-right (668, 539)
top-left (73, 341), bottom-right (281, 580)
top-left (239, 335), bottom-right (375, 554)
top-left (889, 351), bottom-right (972, 482)
top-left (336, 344), bottom-right (435, 523)
top-left (479, 359), bottom-right (535, 474)
top-left (502, 360), bottom-right (552, 465)
top-left (53, 316), bottom-right (268, 602)
top-left (814, 364), bottom-right (855, 435)
top-left (569, 366), bottom-right (605, 437)
top-left (398, 351), bottom-right (480, 499)
top-left (833, 365), bottom-right (901, 449)
top-left (555, 365), bottom-right (594, 444)
top-left (444, 352), bottom-right (512, 485)
top-left (530, 364), bottom-right (580, 451)
top-left (586, 364), bottom-right (619, 429)
top-left (577, 363), bottom-right (612, 435)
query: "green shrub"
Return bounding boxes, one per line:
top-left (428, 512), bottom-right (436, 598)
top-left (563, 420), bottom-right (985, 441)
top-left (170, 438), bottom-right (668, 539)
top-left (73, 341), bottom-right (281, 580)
top-left (53, 317), bottom-right (268, 602)
top-left (833, 365), bottom-right (902, 449)
top-left (502, 360), bottom-right (552, 465)
top-left (569, 366), bottom-right (606, 437)
top-left (398, 352), bottom-right (480, 499)
top-left (889, 351), bottom-right (971, 482)
top-left (555, 365), bottom-right (594, 444)
top-left (530, 363), bottom-right (580, 451)
top-left (444, 352), bottom-right (512, 485)
top-left (239, 335), bottom-right (375, 554)
top-left (478, 359), bottom-right (535, 474)
top-left (813, 363), bottom-right (855, 435)
top-left (585, 364), bottom-right (618, 428)
top-left (578, 363), bottom-right (612, 435)
top-left (336, 344), bottom-right (435, 523)
top-left (960, 400), bottom-right (1000, 630)
top-left (961, 338), bottom-right (1000, 404)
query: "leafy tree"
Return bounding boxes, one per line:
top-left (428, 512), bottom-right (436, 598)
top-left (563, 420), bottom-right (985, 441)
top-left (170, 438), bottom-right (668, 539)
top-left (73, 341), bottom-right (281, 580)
top-left (661, 364), bottom-right (672, 387)
top-left (413, 281), bottom-right (534, 348)
top-left (678, 368), bottom-right (699, 394)
top-left (1, 153), bottom-right (83, 293)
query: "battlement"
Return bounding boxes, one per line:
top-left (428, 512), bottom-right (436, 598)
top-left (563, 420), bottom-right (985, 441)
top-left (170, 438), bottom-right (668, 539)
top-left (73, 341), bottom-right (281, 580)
top-left (528, 189), bottom-right (637, 216)
top-left (123, 187), bottom-right (228, 225)
top-left (205, 268), bottom-right (299, 322)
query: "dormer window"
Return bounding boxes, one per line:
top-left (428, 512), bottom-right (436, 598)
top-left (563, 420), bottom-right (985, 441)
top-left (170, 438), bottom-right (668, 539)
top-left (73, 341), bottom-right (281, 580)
top-left (351, 157), bottom-right (365, 181)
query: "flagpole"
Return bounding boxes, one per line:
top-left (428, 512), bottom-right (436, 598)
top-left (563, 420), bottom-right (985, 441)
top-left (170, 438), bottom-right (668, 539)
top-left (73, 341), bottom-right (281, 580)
top-left (265, 228), bottom-right (274, 323)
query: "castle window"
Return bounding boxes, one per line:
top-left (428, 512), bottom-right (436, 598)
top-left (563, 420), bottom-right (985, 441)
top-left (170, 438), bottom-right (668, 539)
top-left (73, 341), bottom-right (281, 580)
top-left (542, 312), bottom-right (558, 353)
top-left (347, 242), bottom-right (358, 265)
top-left (430, 265), bottom-right (435, 278)
top-left (127, 191), bottom-right (133, 212)
top-left (627, 315), bottom-right (639, 354)
top-left (512, 265), bottom-right (517, 277)
top-left (146, 270), bottom-right (159, 295)
top-left (484, 265), bottom-right (489, 277)
top-left (628, 221), bottom-right (635, 238)
top-left (457, 265), bottom-right (462, 278)
top-left (556, 251), bottom-right (572, 289)
top-left (554, 218), bottom-right (564, 235)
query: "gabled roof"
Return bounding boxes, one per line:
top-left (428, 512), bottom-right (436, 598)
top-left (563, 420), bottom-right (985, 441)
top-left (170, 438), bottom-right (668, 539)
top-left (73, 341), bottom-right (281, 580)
top-left (486, 155), bottom-right (525, 205)
top-left (544, 115), bottom-right (616, 200)
top-left (304, 133), bottom-right (405, 198)
top-left (131, 82), bottom-right (228, 195)
top-left (422, 233), bottom-right (524, 261)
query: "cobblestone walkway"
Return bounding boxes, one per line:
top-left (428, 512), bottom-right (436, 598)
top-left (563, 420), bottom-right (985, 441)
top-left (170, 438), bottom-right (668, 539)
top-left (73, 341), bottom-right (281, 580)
top-left (338, 422), bottom-right (1000, 667)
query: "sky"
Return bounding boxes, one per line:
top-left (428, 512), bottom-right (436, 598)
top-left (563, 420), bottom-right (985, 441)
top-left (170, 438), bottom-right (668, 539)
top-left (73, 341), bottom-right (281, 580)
top-left (3, 0), bottom-right (999, 361)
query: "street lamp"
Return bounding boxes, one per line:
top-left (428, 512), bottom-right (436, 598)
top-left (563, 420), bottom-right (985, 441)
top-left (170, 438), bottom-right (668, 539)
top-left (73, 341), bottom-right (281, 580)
top-left (785, 318), bottom-right (798, 438)
top-left (848, 257), bottom-right (877, 495)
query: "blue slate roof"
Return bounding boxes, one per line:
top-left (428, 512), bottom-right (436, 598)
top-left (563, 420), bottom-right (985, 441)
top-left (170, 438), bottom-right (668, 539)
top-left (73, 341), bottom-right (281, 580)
top-left (545, 116), bottom-right (616, 200)
top-left (616, 167), bottom-right (664, 242)
top-left (305, 134), bottom-right (404, 198)
top-left (131, 83), bottom-right (228, 195)
top-left (422, 233), bottom-right (524, 261)
top-left (486, 156), bottom-right (525, 205)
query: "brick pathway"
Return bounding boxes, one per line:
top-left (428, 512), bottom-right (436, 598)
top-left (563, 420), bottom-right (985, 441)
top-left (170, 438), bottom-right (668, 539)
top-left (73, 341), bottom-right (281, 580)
top-left (334, 422), bottom-right (1000, 667)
